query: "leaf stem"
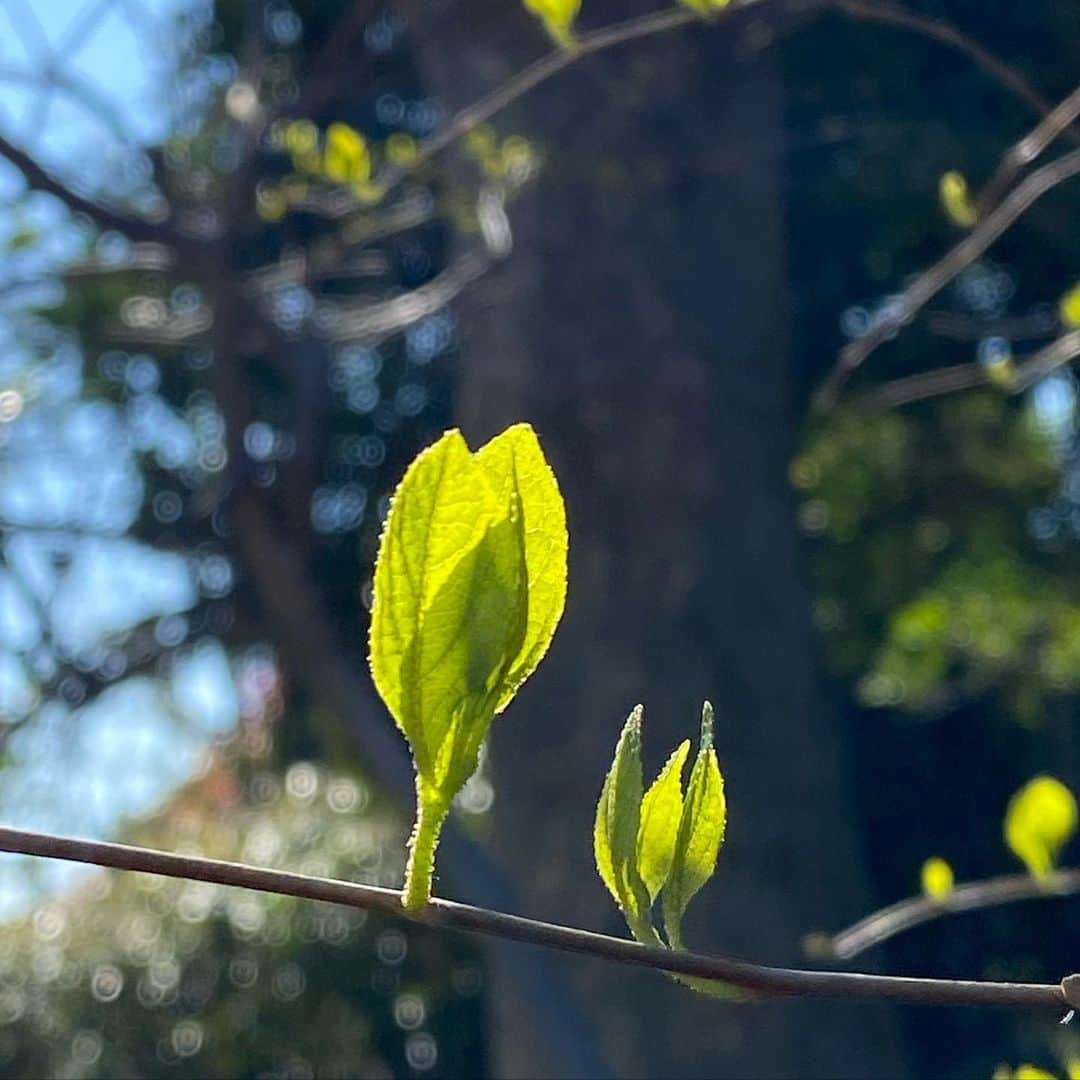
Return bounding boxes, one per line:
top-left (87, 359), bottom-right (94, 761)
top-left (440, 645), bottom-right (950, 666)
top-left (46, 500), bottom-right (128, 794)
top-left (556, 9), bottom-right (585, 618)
top-left (402, 786), bottom-right (450, 911)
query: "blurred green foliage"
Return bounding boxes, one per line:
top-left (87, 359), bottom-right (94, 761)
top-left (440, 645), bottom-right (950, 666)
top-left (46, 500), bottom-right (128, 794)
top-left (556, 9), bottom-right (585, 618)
top-left (794, 394), bottom-right (1080, 721)
top-left (0, 747), bottom-right (485, 1079)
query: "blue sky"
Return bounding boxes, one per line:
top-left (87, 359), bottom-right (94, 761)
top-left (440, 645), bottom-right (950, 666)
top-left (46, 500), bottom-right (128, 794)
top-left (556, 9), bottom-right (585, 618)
top-left (0, 0), bottom-right (243, 915)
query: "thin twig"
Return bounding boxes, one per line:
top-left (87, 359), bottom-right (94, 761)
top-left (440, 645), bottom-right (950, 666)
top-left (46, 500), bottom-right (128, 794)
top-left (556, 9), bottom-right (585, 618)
top-left (319, 248), bottom-right (492, 345)
top-left (0, 825), bottom-right (1072, 1011)
top-left (854, 328), bottom-right (1080, 411)
top-left (824, 0), bottom-right (1080, 145)
top-left (392, 5), bottom-right (708, 181)
top-left (812, 868), bottom-right (1080, 961)
top-left (0, 133), bottom-right (183, 250)
top-left (814, 148), bottom-right (1080, 410)
top-left (977, 81), bottom-right (1080, 214)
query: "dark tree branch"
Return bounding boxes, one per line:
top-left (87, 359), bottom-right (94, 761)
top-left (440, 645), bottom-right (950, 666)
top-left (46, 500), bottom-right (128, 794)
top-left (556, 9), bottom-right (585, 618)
top-left (977, 81), bottom-right (1080, 213)
top-left (815, 149), bottom-right (1080, 410)
top-left (0, 133), bottom-right (180, 248)
top-left (811, 868), bottom-right (1080, 961)
top-left (854, 328), bottom-right (1080, 410)
top-left (0, 824), bottom-right (1073, 1011)
top-left (823, 0), bottom-right (1080, 144)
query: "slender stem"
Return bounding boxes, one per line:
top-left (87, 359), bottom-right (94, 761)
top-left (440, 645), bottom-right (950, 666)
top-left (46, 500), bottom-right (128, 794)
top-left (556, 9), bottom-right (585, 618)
top-left (853, 328), bottom-right (1080, 411)
top-left (814, 148), bottom-right (1080, 410)
top-left (402, 787), bottom-right (449, 912)
top-left (0, 132), bottom-right (180, 249)
top-left (405, 6), bottom-right (704, 173)
top-left (0, 824), bottom-right (1071, 1010)
top-left (976, 80), bottom-right (1080, 214)
top-left (823, 0), bottom-right (1079, 145)
top-left (813, 868), bottom-right (1080, 961)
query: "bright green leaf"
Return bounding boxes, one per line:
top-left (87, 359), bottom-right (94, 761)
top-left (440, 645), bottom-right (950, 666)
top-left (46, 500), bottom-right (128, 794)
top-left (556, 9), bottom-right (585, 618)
top-left (678, 0), bottom-right (733, 14)
top-left (369, 430), bottom-right (497, 774)
top-left (663, 701), bottom-right (726, 946)
top-left (402, 506), bottom-right (527, 792)
top-left (938, 170), bottom-right (977, 228)
top-left (369, 424), bottom-right (567, 909)
top-left (1004, 775), bottom-right (1077, 879)
top-left (522, 0), bottom-right (580, 48)
top-left (475, 423), bottom-right (568, 713)
top-left (636, 739), bottom-right (690, 901)
top-left (920, 856), bottom-right (954, 900)
top-left (323, 122), bottom-right (370, 185)
top-left (1060, 282), bottom-right (1080, 328)
top-left (594, 706), bottom-right (648, 924)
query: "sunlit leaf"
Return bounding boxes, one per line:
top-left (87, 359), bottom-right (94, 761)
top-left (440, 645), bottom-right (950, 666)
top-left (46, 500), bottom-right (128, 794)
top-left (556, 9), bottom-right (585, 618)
top-left (663, 701), bottom-right (726, 946)
top-left (939, 170), bottom-right (977, 228)
top-left (1060, 282), bottom-right (1080, 328)
top-left (920, 856), bottom-right (954, 900)
top-left (1004, 775), bottom-right (1077, 878)
top-left (324, 122), bottom-right (370, 185)
top-left (594, 706), bottom-right (648, 924)
top-left (476, 423), bottom-right (568, 712)
top-left (678, 0), bottom-right (733, 13)
top-left (1013, 1066), bottom-right (1058, 1080)
top-left (522, 0), bottom-right (580, 48)
top-left (369, 425), bottom-right (566, 907)
top-left (370, 430), bottom-right (495, 774)
top-left (636, 739), bottom-right (690, 901)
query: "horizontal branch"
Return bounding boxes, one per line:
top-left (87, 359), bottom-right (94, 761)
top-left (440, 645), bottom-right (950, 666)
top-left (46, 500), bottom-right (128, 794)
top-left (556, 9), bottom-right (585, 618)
top-left (815, 147), bottom-right (1080, 409)
top-left (812, 868), bottom-right (1080, 961)
top-left (854, 328), bottom-right (1080, 410)
top-left (0, 825), bottom-right (1075, 1012)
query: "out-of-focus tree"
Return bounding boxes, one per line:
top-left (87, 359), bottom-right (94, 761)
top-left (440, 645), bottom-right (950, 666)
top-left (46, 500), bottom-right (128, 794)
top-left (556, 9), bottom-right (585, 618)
top-left (0, 0), bottom-right (1079, 1078)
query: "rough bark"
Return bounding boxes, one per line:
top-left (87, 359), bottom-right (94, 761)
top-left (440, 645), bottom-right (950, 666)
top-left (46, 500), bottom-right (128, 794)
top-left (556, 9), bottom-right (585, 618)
top-left (401, 2), bottom-right (909, 1075)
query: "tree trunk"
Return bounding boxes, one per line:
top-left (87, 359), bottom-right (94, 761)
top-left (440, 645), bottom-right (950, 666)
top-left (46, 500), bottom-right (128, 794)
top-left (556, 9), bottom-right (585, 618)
top-left (401, 3), bottom-right (909, 1075)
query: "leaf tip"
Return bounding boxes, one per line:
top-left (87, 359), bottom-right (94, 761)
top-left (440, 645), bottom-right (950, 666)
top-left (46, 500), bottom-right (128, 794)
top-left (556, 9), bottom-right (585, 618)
top-left (699, 700), bottom-right (714, 749)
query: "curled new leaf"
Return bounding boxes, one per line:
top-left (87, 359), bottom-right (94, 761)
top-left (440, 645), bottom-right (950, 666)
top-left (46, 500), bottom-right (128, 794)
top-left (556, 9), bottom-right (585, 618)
top-left (594, 706), bottom-right (650, 930)
top-left (594, 700), bottom-right (729, 990)
top-left (370, 424), bottom-right (567, 908)
top-left (662, 702), bottom-right (726, 947)
top-left (920, 856), bottom-right (954, 900)
top-left (1004, 775), bottom-right (1077, 879)
top-left (637, 739), bottom-right (690, 902)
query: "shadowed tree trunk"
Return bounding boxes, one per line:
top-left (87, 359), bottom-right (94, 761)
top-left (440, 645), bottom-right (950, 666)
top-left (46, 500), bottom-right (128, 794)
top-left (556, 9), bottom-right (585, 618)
top-left (401, 2), bottom-right (910, 1075)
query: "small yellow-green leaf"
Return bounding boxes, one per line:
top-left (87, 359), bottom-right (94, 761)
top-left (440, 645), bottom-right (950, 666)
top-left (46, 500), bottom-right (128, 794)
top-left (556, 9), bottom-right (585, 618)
top-left (594, 706), bottom-right (647, 922)
top-left (636, 740), bottom-right (690, 901)
top-left (1060, 282), bottom-right (1080, 328)
top-left (522, 0), bottom-right (580, 48)
top-left (678, 0), bottom-right (732, 13)
top-left (324, 122), bottom-right (370, 185)
top-left (1004, 775), bottom-right (1077, 879)
top-left (663, 701), bottom-right (726, 946)
top-left (920, 856), bottom-right (954, 900)
top-left (475, 423), bottom-right (568, 712)
top-left (939, 170), bottom-right (977, 228)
